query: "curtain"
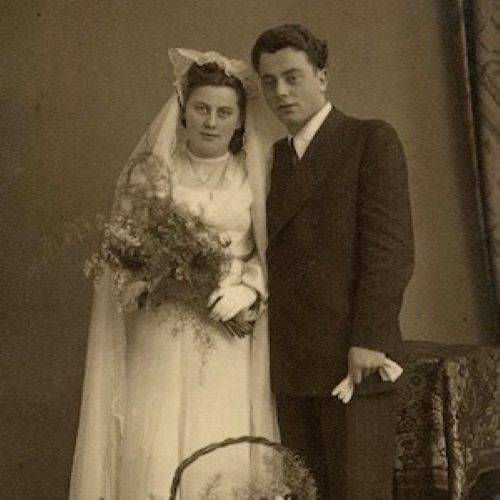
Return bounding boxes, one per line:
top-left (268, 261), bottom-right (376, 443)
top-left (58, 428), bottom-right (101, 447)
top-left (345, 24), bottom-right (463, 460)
top-left (460, 0), bottom-right (500, 316)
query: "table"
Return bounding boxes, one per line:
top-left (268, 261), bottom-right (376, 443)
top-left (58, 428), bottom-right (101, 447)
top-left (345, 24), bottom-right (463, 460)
top-left (394, 341), bottom-right (500, 499)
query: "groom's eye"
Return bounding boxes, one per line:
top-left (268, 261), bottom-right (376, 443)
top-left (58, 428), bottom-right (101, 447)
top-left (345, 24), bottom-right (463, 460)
top-left (261, 78), bottom-right (276, 90)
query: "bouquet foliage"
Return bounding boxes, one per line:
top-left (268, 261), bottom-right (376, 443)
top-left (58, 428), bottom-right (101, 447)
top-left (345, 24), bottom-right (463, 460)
top-left (85, 151), bottom-right (253, 338)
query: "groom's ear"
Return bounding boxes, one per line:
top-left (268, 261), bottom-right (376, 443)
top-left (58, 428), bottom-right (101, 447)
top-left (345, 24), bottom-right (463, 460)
top-left (317, 68), bottom-right (328, 92)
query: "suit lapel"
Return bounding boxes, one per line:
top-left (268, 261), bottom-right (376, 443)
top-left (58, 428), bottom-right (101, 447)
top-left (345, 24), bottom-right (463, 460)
top-left (268, 108), bottom-right (348, 244)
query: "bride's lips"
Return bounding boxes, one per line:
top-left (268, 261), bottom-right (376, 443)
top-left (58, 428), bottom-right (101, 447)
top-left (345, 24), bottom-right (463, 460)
top-left (200, 132), bottom-right (219, 140)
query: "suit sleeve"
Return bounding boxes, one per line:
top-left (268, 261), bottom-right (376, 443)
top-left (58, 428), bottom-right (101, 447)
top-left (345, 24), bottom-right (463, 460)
top-left (350, 121), bottom-right (415, 354)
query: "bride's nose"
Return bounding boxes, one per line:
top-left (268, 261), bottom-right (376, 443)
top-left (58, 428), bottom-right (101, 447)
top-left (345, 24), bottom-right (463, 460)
top-left (203, 111), bottom-right (217, 128)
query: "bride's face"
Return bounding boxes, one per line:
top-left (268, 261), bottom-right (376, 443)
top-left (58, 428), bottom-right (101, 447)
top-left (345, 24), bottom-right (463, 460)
top-left (184, 85), bottom-right (242, 158)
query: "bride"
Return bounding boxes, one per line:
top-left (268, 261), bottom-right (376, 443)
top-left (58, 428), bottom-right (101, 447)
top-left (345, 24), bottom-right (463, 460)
top-left (69, 48), bottom-right (278, 499)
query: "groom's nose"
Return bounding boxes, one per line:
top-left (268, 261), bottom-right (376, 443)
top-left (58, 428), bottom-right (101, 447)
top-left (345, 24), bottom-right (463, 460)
top-left (275, 78), bottom-right (290, 97)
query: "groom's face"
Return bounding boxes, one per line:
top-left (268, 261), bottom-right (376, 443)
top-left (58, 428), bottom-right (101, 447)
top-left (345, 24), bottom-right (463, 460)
top-left (257, 48), bottom-right (327, 134)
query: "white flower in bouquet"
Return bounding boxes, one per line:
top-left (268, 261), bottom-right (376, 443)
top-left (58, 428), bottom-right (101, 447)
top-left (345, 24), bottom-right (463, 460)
top-left (85, 151), bottom-right (254, 338)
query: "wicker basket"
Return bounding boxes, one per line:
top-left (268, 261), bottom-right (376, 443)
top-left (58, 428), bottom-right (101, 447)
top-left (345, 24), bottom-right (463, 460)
top-left (168, 435), bottom-right (317, 500)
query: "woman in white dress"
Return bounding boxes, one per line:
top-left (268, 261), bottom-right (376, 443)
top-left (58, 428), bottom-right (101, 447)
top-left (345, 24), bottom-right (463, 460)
top-left (69, 49), bottom-right (278, 499)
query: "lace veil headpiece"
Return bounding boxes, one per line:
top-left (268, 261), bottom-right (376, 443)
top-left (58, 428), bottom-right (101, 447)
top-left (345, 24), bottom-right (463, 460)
top-left (116, 48), bottom-right (265, 184)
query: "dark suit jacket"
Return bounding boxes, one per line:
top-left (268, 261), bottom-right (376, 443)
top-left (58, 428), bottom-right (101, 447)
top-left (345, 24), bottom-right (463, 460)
top-left (267, 108), bottom-right (415, 396)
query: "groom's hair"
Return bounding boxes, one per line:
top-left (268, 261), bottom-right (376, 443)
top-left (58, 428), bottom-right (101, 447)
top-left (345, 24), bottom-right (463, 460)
top-left (251, 24), bottom-right (328, 72)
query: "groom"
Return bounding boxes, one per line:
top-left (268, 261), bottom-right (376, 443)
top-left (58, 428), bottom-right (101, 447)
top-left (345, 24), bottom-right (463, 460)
top-left (251, 25), bottom-right (414, 499)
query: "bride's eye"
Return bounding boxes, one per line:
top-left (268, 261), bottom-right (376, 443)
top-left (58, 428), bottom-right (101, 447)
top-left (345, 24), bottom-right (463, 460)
top-left (193, 103), bottom-right (209, 115)
top-left (217, 108), bottom-right (233, 118)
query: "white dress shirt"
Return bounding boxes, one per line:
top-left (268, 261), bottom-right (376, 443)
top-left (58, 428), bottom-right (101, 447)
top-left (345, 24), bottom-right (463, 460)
top-left (289, 101), bottom-right (332, 160)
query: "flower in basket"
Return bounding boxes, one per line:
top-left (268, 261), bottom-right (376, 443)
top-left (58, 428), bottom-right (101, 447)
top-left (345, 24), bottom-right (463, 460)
top-left (229, 445), bottom-right (318, 499)
top-left (85, 151), bottom-right (254, 338)
top-left (168, 436), bottom-right (318, 500)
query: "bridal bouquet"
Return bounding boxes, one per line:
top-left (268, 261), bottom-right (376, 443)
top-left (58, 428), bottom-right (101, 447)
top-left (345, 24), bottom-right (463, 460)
top-left (84, 151), bottom-right (253, 338)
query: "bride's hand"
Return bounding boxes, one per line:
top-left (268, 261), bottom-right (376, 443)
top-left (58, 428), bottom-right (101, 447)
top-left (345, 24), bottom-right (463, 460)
top-left (207, 285), bottom-right (257, 322)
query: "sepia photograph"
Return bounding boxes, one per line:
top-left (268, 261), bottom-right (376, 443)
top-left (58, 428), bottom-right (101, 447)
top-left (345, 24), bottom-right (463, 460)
top-left (1, 1), bottom-right (499, 499)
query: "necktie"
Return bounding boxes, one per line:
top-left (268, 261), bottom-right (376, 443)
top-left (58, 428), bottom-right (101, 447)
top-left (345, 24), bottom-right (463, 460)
top-left (288, 137), bottom-right (298, 166)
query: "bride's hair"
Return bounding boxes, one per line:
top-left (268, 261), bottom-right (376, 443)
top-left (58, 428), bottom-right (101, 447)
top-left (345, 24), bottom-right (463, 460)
top-left (180, 62), bottom-right (246, 154)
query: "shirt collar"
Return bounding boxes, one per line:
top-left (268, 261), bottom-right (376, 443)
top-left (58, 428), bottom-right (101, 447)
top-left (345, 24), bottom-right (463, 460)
top-left (288, 102), bottom-right (332, 160)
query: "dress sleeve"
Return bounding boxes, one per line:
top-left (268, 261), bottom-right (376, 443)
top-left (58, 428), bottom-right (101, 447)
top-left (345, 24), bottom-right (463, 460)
top-left (225, 153), bottom-right (268, 321)
top-left (239, 250), bottom-right (268, 321)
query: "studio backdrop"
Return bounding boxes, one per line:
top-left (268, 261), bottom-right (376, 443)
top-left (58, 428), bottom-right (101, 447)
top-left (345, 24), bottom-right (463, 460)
top-left (1, 1), bottom-right (498, 498)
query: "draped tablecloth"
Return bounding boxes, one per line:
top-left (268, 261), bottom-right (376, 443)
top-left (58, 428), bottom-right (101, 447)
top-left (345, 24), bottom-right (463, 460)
top-left (394, 341), bottom-right (500, 499)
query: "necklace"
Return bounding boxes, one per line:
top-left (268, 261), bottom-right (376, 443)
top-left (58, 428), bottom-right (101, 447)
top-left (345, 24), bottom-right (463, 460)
top-left (186, 152), bottom-right (231, 201)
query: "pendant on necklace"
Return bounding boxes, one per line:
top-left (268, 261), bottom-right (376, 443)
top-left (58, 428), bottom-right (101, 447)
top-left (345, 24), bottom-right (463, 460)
top-left (187, 152), bottom-right (229, 203)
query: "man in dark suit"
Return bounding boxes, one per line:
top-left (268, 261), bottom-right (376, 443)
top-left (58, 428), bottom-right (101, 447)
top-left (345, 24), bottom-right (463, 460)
top-left (251, 25), bottom-right (415, 499)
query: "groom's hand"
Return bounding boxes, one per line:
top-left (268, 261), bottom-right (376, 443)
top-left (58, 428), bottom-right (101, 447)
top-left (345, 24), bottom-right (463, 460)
top-left (348, 346), bottom-right (386, 385)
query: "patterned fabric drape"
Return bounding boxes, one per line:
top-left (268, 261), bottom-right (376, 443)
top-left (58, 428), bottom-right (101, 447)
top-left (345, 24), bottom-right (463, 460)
top-left (461, 0), bottom-right (500, 312)
top-left (394, 341), bottom-right (500, 499)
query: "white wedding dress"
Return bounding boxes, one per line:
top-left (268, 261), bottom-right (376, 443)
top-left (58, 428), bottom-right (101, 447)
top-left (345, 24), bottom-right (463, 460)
top-left (70, 148), bottom-right (278, 500)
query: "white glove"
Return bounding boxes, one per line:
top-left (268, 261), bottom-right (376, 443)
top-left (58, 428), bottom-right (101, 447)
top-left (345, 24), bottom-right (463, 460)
top-left (331, 375), bottom-right (355, 404)
top-left (207, 284), bottom-right (257, 322)
top-left (331, 357), bottom-right (403, 404)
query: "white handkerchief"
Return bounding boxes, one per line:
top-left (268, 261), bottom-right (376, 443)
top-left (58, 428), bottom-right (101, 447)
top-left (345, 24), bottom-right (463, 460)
top-left (379, 357), bottom-right (403, 382)
top-left (331, 356), bottom-right (403, 404)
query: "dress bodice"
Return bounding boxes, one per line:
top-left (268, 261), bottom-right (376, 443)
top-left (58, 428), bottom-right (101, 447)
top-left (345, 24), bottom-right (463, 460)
top-left (170, 149), bottom-right (254, 260)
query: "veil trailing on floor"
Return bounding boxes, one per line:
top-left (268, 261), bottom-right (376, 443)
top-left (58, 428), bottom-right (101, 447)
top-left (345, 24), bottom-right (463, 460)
top-left (69, 48), bottom-right (277, 499)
